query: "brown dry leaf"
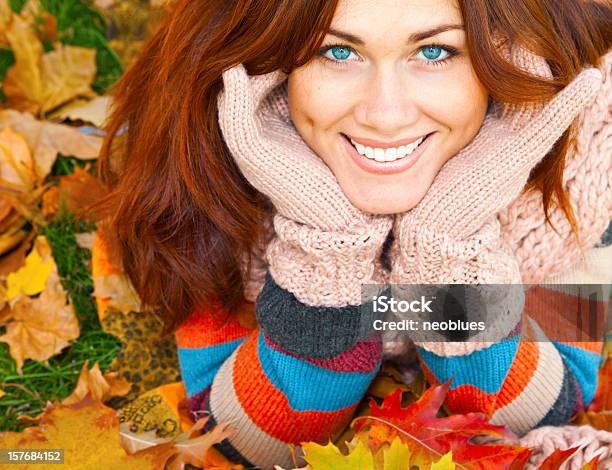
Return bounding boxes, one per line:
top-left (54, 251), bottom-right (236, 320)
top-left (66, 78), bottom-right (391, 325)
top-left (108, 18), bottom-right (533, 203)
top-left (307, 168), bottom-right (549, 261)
top-left (39, 44), bottom-right (97, 114)
top-left (3, 14), bottom-right (44, 114)
top-left (62, 360), bottom-right (131, 405)
top-left (0, 110), bottom-right (102, 179)
top-left (75, 231), bottom-right (97, 250)
top-left (0, 394), bottom-right (176, 469)
top-left (52, 166), bottom-right (109, 221)
top-left (120, 415), bottom-right (238, 470)
top-left (0, 235), bottom-right (79, 374)
top-left (50, 96), bottom-right (112, 128)
top-left (0, 126), bottom-right (37, 189)
top-left (93, 273), bottom-right (142, 314)
top-left (0, 229), bottom-right (35, 278)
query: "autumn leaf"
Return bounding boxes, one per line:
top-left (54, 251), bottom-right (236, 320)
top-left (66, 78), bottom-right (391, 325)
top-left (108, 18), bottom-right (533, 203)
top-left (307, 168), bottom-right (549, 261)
top-left (302, 439), bottom-right (375, 470)
top-left (120, 414), bottom-right (238, 470)
top-left (0, 235), bottom-right (79, 374)
top-left (38, 44), bottom-right (97, 114)
top-left (0, 110), bottom-right (102, 180)
top-left (50, 95), bottom-right (112, 128)
top-left (5, 239), bottom-right (52, 300)
top-left (0, 126), bottom-right (37, 189)
top-left (3, 5), bottom-right (97, 116)
top-left (0, 394), bottom-right (176, 469)
top-left (3, 13), bottom-right (44, 114)
top-left (353, 383), bottom-right (531, 470)
top-left (62, 360), bottom-right (131, 405)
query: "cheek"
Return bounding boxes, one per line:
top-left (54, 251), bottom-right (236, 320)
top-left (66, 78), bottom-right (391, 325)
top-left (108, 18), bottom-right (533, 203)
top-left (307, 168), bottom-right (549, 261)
top-left (413, 64), bottom-right (488, 141)
top-left (288, 68), bottom-right (353, 137)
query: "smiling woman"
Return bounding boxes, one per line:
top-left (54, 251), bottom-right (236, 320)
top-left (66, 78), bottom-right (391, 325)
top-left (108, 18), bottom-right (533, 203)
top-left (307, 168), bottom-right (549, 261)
top-left (91, 0), bottom-right (611, 467)
top-left (288, 0), bottom-right (489, 213)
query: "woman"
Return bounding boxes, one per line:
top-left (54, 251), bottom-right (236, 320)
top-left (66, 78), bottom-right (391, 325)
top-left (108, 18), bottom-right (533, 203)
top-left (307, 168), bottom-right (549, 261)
top-left (94, 0), bottom-right (612, 468)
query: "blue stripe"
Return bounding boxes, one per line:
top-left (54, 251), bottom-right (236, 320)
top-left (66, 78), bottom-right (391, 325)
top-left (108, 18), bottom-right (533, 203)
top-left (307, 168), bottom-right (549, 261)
top-left (551, 341), bottom-right (601, 406)
top-left (417, 335), bottom-right (520, 394)
top-left (257, 330), bottom-right (380, 411)
top-left (177, 338), bottom-right (246, 397)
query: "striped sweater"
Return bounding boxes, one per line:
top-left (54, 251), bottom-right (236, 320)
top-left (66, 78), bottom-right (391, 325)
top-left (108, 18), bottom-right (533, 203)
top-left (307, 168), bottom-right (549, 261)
top-left (175, 225), bottom-right (611, 469)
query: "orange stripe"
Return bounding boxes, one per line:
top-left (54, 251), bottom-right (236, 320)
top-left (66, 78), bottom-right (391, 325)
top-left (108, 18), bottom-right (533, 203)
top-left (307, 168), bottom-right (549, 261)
top-left (495, 340), bottom-right (539, 408)
top-left (232, 331), bottom-right (357, 443)
top-left (175, 302), bottom-right (254, 348)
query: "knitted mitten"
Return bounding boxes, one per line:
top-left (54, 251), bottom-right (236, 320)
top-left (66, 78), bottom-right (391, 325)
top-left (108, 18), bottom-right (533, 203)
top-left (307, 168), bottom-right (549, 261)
top-left (499, 49), bottom-right (612, 284)
top-left (389, 46), bottom-right (603, 356)
top-left (519, 424), bottom-right (612, 469)
top-left (217, 65), bottom-right (393, 307)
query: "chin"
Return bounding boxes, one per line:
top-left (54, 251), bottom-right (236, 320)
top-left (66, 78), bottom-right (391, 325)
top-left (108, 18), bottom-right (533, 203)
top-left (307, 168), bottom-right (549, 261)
top-left (348, 193), bottom-right (421, 215)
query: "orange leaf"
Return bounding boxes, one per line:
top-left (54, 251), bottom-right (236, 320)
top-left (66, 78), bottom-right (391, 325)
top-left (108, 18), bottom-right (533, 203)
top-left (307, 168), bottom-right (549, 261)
top-left (536, 447), bottom-right (580, 469)
top-left (355, 382), bottom-right (531, 470)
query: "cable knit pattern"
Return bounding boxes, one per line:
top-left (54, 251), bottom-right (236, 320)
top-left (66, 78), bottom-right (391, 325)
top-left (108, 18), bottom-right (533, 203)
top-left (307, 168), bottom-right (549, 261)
top-left (498, 49), bottom-right (612, 284)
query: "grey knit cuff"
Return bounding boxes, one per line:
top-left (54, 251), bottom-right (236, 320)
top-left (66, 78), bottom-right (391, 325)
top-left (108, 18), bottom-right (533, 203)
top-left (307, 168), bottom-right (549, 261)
top-left (255, 271), bottom-right (383, 359)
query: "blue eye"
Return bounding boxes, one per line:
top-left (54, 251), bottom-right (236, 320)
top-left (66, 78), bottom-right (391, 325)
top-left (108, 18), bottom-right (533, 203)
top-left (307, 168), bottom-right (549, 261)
top-left (417, 46), bottom-right (451, 62)
top-left (327, 46), bottom-right (354, 61)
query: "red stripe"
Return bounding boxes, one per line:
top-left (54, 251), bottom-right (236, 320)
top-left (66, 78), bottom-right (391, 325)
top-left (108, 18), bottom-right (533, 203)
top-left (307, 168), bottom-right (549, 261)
top-left (263, 331), bottom-right (382, 373)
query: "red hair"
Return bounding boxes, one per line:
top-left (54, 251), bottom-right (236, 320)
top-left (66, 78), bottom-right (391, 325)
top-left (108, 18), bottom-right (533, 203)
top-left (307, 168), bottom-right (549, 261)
top-left (90, 0), bottom-right (611, 336)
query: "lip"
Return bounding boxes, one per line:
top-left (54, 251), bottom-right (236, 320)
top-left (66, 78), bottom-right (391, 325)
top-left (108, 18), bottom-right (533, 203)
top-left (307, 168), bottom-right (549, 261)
top-left (341, 132), bottom-right (433, 176)
top-left (348, 134), bottom-right (428, 149)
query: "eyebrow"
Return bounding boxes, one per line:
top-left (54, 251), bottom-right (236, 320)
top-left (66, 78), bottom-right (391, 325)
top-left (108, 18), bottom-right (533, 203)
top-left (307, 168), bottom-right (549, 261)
top-left (327, 24), bottom-right (464, 45)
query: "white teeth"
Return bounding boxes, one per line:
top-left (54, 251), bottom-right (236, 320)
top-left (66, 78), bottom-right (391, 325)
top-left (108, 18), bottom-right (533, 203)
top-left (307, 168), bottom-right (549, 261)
top-left (350, 135), bottom-right (427, 162)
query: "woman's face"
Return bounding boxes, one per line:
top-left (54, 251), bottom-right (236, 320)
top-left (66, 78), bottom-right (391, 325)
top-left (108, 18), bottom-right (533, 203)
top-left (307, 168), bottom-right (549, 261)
top-left (287, 0), bottom-right (489, 214)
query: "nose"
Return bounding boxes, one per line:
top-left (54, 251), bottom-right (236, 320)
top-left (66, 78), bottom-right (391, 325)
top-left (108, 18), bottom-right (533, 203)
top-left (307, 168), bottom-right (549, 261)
top-left (353, 66), bottom-right (420, 136)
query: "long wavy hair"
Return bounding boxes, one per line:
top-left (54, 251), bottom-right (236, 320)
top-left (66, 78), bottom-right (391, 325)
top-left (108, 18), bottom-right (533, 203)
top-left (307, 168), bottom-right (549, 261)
top-left (90, 0), bottom-right (612, 336)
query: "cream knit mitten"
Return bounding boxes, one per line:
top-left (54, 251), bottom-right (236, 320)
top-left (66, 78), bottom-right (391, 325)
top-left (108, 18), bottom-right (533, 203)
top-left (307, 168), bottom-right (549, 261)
top-left (389, 45), bottom-right (603, 356)
top-left (217, 65), bottom-right (393, 307)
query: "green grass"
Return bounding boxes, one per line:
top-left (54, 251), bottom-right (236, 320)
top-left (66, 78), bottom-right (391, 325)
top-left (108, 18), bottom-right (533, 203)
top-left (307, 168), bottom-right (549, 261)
top-left (0, 209), bottom-right (121, 432)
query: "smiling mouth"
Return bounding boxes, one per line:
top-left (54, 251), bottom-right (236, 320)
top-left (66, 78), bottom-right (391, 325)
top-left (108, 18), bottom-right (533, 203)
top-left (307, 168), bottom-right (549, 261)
top-left (342, 133), bottom-right (433, 163)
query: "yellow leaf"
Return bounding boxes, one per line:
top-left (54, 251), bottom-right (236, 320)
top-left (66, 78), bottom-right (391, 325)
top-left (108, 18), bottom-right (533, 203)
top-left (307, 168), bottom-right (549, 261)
top-left (0, 388), bottom-right (6, 398)
top-left (39, 44), bottom-right (97, 114)
top-left (302, 439), bottom-right (374, 470)
top-left (430, 452), bottom-right (455, 470)
top-left (381, 437), bottom-right (411, 470)
top-left (3, 14), bottom-right (44, 114)
top-left (0, 395), bottom-right (175, 469)
top-left (6, 240), bottom-right (52, 299)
